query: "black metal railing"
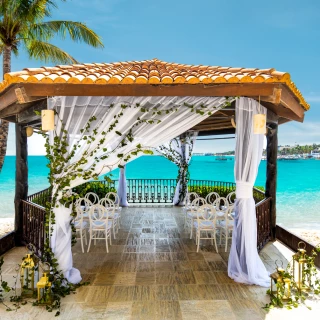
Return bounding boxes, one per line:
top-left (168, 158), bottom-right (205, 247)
top-left (22, 200), bottom-right (46, 258)
top-left (27, 188), bottom-right (51, 208)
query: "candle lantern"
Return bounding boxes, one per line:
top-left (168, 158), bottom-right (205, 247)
top-left (292, 241), bottom-right (310, 292)
top-left (37, 263), bottom-right (52, 305)
top-left (41, 109), bottom-right (55, 131)
top-left (270, 261), bottom-right (291, 301)
top-left (253, 113), bottom-right (266, 134)
top-left (20, 246), bottom-right (39, 297)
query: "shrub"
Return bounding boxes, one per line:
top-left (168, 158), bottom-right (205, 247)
top-left (73, 181), bottom-right (116, 200)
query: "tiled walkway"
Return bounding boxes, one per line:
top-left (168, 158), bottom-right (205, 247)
top-left (1, 207), bottom-right (319, 319)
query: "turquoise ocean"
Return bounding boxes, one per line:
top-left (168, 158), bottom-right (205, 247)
top-left (0, 155), bottom-right (319, 230)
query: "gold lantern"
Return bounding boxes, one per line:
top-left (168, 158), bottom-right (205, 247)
top-left (270, 265), bottom-right (291, 301)
top-left (20, 247), bottom-right (39, 297)
top-left (253, 113), bottom-right (266, 134)
top-left (26, 127), bottom-right (34, 137)
top-left (37, 263), bottom-right (52, 305)
top-left (293, 241), bottom-right (310, 293)
top-left (41, 109), bottom-right (55, 131)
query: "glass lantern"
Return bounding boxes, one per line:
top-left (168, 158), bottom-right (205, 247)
top-left (292, 241), bottom-right (310, 293)
top-left (270, 263), bottom-right (291, 301)
top-left (37, 263), bottom-right (52, 305)
top-left (20, 248), bottom-right (39, 297)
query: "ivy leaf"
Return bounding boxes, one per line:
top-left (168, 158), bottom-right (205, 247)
top-left (115, 131), bottom-right (122, 136)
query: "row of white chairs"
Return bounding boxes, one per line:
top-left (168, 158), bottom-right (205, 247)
top-left (74, 192), bottom-right (122, 253)
top-left (183, 191), bottom-right (236, 253)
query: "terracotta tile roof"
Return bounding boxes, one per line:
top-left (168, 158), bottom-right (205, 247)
top-left (0, 58), bottom-right (309, 110)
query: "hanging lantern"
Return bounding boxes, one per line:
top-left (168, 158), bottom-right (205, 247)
top-left (270, 264), bottom-right (291, 301)
top-left (253, 114), bottom-right (266, 134)
top-left (37, 263), bottom-right (52, 305)
top-left (41, 110), bottom-right (55, 131)
top-left (26, 127), bottom-right (34, 137)
top-left (20, 246), bottom-right (39, 297)
top-left (292, 241), bottom-right (310, 293)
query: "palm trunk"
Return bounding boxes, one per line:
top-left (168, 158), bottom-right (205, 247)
top-left (0, 46), bottom-right (11, 172)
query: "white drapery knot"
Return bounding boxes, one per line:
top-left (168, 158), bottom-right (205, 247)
top-left (236, 181), bottom-right (253, 199)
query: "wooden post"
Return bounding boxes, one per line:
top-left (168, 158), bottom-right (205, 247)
top-left (265, 111), bottom-right (278, 240)
top-left (14, 123), bottom-right (28, 245)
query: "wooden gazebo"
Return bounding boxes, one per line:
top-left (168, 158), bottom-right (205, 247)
top-left (0, 58), bottom-right (310, 257)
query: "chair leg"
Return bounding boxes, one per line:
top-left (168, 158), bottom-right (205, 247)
top-left (219, 228), bottom-right (222, 245)
top-left (80, 230), bottom-right (84, 253)
top-left (109, 230), bottom-right (112, 245)
top-left (105, 230), bottom-right (109, 253)
top-left (87, 230), bottom-right (92, 253)
top-left (213, 231), bottom-right (218, 253)
top-left (225, 229), bottom-right (228, 252)
top-left (190, 223), bottom-right (193, 239)
top-left (196, 230), bottom-right (200, 252)
top-left (113, 222), bottom-right (116, 239)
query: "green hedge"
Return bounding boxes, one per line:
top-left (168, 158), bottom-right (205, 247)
top-left (73, 181), bottom-right (116, 201)
top-left (188, 185), bottom-right (265, 203)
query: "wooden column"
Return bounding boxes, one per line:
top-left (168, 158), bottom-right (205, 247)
top-left (265, 111), bottom-right (278, 240)
top-left (14, 123), bottom-right (28, 245)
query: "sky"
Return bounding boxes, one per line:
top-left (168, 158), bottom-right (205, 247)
top-left (4, 0), bottom-right (320, 155)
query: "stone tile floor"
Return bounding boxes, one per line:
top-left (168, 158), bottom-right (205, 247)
top-left (1, 206), bottom-right (319, 319)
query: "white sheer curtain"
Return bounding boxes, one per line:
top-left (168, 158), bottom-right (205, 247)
top-left (228, 97), bottom-right (270, 287)
top-left (117, 166), bottom-right (128, 206)
top-left (172, 131), bottom-right (198, 205)
top-left (48, 96), bottom-right (229, 283)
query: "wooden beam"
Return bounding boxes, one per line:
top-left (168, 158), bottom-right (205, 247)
top-left (197, 128), bottom-right (235, 136)
top-left (14, 124), bottom-right (28, 245)
top-left (17, 99), bottom-right (46, 123)
top-left (22, 82), bottom-right (277, 97)
top-left (0, 85), bottom-right (19, 112)
top-left (265, 119), bottom-right (278, 240)
top-left (280, 85), bottom-right (305, 119)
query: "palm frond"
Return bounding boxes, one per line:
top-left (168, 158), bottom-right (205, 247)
top-left (26, 39), bottom-right (77, 64)
top-left (33, 20), bottom-right (104, 48)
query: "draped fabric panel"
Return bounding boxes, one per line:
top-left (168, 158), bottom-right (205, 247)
top-left (228, 97), bottom-right (270, 287)
top-left (48, 96), bottom-right (229, 283)
top-left (117, 166), bottom-right (128, 207)
top-left (172, 131), bottom-right (198, 205)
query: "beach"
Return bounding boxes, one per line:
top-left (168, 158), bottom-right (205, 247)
top-left (0, 218), bottom-right (14, 238)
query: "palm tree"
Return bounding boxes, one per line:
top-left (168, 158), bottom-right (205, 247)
top-left (0, 0), bottom-right (104, 172)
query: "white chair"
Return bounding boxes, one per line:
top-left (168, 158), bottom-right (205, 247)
top-left (218, 205), bottom-right (235, 252)
top-left (226, 191), bottom-right (236, 205)
top-left (213, 197), bottom-right (229, 220)
top-left (84, 192), bottom-right (99, 204)
top-left (183, 192), bottom-right (199, 228)
top-left (194, 204), bottom-right (219, 253)
top-left (74, 198), bottom-right (89, 253)
top-left (75, 197), bottom-right (92, 220)
top-left (188, 197), bottom-right (207, 239)
top-left (87, 204), bottom-right (113, 253)
top-left (106, 192), bottom-right (122, 226)
top-left (205, 192), bottom-right (220, 204)
top-left (99, 197), bottom-right (118, 238)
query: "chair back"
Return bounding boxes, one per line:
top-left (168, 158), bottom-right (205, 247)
top-left (105, 192), bottom-right (120, 208)
top-left (226, 191), bottom-right (236, 204)
top-left (205, 192), bottom-right (220, 204)
top-left (99, 197), bottom-right (116, 215)
top-left (84, 192), bottom-right (99, 204)
top-left (186, 192), bottom-right (199, 207)
top-left (190, 197), bottom-right (207, 213)
top-left (196, 204), bottom-right (217, 227)
top-left (89, 204), bottom-right (110, 227)
top-left (74, 197), bottom-right (92, 221)
top-left (224, 205), bottom-right (235, 227)
top-left (213, 197), bottom-right (229, 211)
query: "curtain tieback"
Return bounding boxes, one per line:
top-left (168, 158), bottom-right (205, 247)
top-left (236, 181), bottom-right (253, 199)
